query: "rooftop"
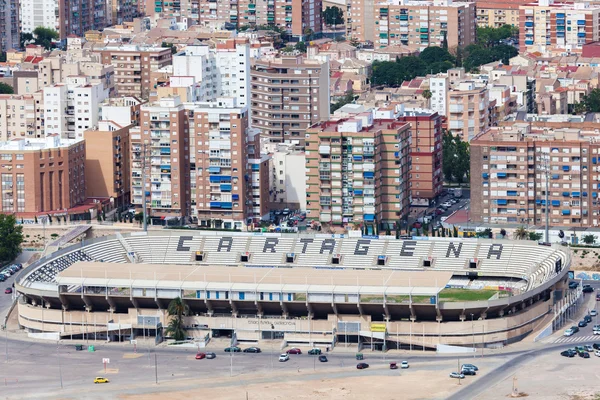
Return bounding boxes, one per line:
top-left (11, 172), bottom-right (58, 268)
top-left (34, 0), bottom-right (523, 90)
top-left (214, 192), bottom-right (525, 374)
top-left (0, 136), bottom-right (83, 151)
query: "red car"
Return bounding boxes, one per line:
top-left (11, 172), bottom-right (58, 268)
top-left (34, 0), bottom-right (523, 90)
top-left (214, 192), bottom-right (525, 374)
top-left (4, 288), bottom-right (12, 294)
top-left (286, 348), bottom-right (302, 354)
top-left (195, 352), bottom-right (206, 359)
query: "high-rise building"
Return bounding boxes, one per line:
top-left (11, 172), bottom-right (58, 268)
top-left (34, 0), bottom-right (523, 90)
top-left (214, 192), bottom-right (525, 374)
top-left (372, 0), bottom-right (477, 50)
top-left (0, 0), bottom-right (19, 52)
top-left (250, 53), bottom-right (330, 143)
top-left (305, 110), bottom-right (411, 228)
top-left (131, 96), bottom-right (253, 228)
top-left (519, 0), bottom-right (600, 52)
top-left (447, 81), bottom-right (490, 142)
top-left (193, 0), bottom-right (322, 40)
top-left (474, 0), bottom-right (523, 29)
top-left (172, 40), bottom-right (251, 107)
top-left (470, 122), bottom-right (600, 227)
top-left (0, 136), bottom-right (86, 214)
top-left (21, 0), bottom-right (107, 39)
top-left (93, 45), bottom-right (173, 99)
top-left (43, 76), bottom-right (109, 139)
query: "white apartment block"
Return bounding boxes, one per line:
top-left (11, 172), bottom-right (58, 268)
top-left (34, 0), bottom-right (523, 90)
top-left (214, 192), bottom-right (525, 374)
top-left (20, 0), bottom-right (59, 34)
top-left (171, 41), bottom-right (251, 107)
top-left (429, 76), bottom-right (448, 117)
top-left (43, 76), bottom-right (108, 139)
top-left (269, 143), bottom-right (307, 211)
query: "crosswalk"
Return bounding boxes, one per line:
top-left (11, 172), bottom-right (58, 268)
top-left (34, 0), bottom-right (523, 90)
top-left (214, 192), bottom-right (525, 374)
top-left (553, 335), bottom-right (600, 344)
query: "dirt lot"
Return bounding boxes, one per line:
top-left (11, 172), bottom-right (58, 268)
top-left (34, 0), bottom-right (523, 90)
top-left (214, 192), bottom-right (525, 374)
top-left (474, 351), bottom-right (600, 400)
top-left (120, 369), bottom-right (467, 400)
top-left (570, 247), bottom-right (600, 271)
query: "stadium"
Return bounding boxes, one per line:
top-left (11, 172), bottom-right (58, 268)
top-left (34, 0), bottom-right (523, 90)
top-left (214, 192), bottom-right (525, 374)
top-left (15, 230), bottom-right (570, 350)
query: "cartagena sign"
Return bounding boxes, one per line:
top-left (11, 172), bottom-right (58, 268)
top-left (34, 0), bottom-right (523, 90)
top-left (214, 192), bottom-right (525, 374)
top-left (370, 323), bottom-right (386, 332)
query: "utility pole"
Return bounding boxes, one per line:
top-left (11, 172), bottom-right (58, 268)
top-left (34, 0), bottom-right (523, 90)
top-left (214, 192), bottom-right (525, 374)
top-left (154, 353), bottom-right (158, 384)
top-left (142, 142), bottom-right (149, 232)
top-left (471, 313), bottom-right (475, 358)
top-left (5, 325), bottom-right (7, 363)
top-left (543, 154), bottom-right (549, 243)
top-left (57, 343), bottom-right (63, 389)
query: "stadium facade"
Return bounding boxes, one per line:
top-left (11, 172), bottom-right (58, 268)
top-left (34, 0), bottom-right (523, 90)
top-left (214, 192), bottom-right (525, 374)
top-left (15, 231), bottom-right (570, 349)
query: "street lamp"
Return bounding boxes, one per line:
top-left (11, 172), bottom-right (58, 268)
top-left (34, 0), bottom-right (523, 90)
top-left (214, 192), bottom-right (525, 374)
top-left (470, 313), bottom-right (475, 358)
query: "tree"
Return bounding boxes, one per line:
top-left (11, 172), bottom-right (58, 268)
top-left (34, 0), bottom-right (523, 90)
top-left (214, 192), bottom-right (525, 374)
top-left (513, 226), bottom-right (528, 240)
top-left (528, 232), bottom-right (543, 241)
top-left (452, 226), bottom-right (458, 238)
top-left (500, 228), bottom-right (507, 238)
top-left (0, 214), bottom-right (23, 262)
top-left (165, 297), bottom-right (189, 341)
top-left (161, 42), bottom-right (177, 54)
top-left (281, 46), bottom-right (295, 53)
top-left (32, 27), bottom-right (59, 50)
top-left (577, 89), bottom-right (600, 113)
top-left (294, 41), bottom-right (307, 53)
top-left (441, 31), bottom-right (448, 50)
top-left (583, 234), bottom-right (597, 245)
top-left (421, 89), bottom-right (432, 105)
top-left (0, 83), bottom-right (14, 94)
top-left (477, 228), bottom-right (493, 238)
top-left (20, 32), bottom-right (34, 48)
top-left (330, 90), bottom-right (355, 113)
top-left (442, 130), bottom-right (470, 183)
top-left (303, 28), bottom-right (314, 41)
top-left (349, 38), bottom-right (360, 48)
top-left (323, 6), bottom-right (344, 28)
top-left (419, 46), bottom-right (455, 65)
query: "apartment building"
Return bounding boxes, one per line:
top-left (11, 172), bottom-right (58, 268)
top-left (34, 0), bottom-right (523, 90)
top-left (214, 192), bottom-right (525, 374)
top-left (107, 0), bottom-right (136, 25)
top-left (99, 96), bottom-right (143, 127)
top-left (305, 111), bottom-right (411, 228)
top-left (519, 0), bottom-right (600, 52)
top-left (247, 129), bottom-right (271, 222)
top-left (250, 54), bottom-right (330, 143)
top-left (373, 0), bottom-right (477, 50)
top-left (447, 81), bottom-right (490, 142)
top-left (43, 76), bottom-right (109, 139)
top-left (470, 122), bottom-right (600, 227)
top-left (398, 108), bottom-right (443, 203)
top-left (0, 0), bottom-right (19, 52)
top-left (21, 0), bottom-right (107, 39)
top-left (194, 0), bottom-right (322, 40)
top-left (131, 96), bottom-right (253, 228)
top-left (346, 0), bottom-right (375, 43)
top-left (172, 40), bottom-right (251, 107)
top-left (0, 93), bottom-right (45, 141)
top-left (0, 136), bottom-right (86, 214)
top-left (94, 45), bottom-right (173, 98)
top-left (84, 120), bottom-right (130, 206)
top-left (475, 0), bottom-right (523, 28)
top-left (268, 143), bottom-right (307, 211)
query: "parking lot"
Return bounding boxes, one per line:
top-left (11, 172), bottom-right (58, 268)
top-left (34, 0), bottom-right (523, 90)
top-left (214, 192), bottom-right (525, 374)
top-left (409, 189), bottom-right (471, 232)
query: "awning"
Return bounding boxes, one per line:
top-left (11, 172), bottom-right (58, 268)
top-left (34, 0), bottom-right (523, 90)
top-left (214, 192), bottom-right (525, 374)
top-left (594, 192), bottom-right (598, 198)
top-left (221, 202), bottom-right (233, 209)
top-left (364, 214), bottom-right (375, 221)
top-left (220, 184), bottom-right (232, 192)
top-left (562, 191), bottom-right (570, 197)
top-left (232, 194), bottom-right (239, 201)
top-left (563, 166), bottom-right (570, 171)
top-left (572, 192), bottom-right (580, 197)
top-left (552, 200), bottom-right (560, 206)
top-left (583, 192), bottom-right (588, 197)
top-left (354, 190), bottom-right (364, 195)
top-left (497, 199), bottom-right (507, 205)
top-left (363, 171), bottom-right (374, 179)
top-left (208, 166), bottom-right (221, 173)
top-left (482, 173), bottom-right (489, 179)
top-left (552, 174), bottom-right (559, 179)
top-left (562, 210), bottom-right (571, 215)
top-left (507, 191), bottom-right (517, 196)
top-left (497, 172), bottom-right (507, 178)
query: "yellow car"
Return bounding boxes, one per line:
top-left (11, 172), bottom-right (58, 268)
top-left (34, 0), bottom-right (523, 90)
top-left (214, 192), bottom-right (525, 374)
top-left (94, 377), bottom-right (109, 384)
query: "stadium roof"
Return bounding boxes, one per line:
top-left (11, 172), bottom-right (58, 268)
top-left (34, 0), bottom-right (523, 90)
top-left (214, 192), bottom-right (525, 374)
top-left (57, 262), bottom-right (453, 296)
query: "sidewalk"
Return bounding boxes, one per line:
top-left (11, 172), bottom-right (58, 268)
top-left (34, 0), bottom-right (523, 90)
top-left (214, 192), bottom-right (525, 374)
top-left (540, 290), bottom-right (596, 344)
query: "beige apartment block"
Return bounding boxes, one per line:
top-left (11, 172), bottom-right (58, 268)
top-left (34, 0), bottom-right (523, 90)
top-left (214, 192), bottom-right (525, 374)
top-left (373, 0), bottom-right (477, 50)
top-left (470, 123), bottom-right (600, 227)
top-left (475, 0), bottom-right (523, 28)
top-left (0, 93), bottom-right (45, 141)
top-left (447, 81), bottom-right (490, 142)
top-left (94, 45), bottom-right (173, 99)
top-left (0, 136), bottom-right (86, 214)
top-left (84, 121), bottom-right (131, 207)
top-left (250, 54), bottom-right (330, 143)
top-left (305, 112), bottom-right (411, 228)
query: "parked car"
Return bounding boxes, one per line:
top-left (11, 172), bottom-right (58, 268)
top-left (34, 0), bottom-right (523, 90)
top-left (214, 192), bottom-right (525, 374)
top-left (461, 364), bottom-right (478, 371)
top-left (243, 347), bottom-right (261, 353)
top-left (595, 350), bottom-right (600, 357)
top-left (279, 354), bottom-right (289, 362)
top-left (205, 352), bottom-right (216, 359)
top-left (356, 362), bottom-right (369, 369)
top-left (308, 348), bottom-right (322, 355)
top-left (449, 372), bottom-right (465, 379)
top-left (401, 361), bottom-right (409, 369)
top-left (579, 351), bottom-right (590, 359)
top-left (569, 282), bottom-right (580, 289)
top-left (462, 368), bottom-right (476, 376)
top-left (286, 348), bottom-right (302, 354)
top-left (584, 315), bottom-right (593, 323)
top-left (94, 377), bottom-right (109, 384)
top-left (585, 345), bottom-right (594, 352)
top-left (224, 346), bottom-right (241, 353)
top-left (564, 326), bottom-right (579, 336)
top-left (591, 310), bottom-right (598, 317)
top-left (583, 285), bottom-right (594, 293)
top-left (4, 288), bottom-right (12, 294)
top-left (578, 320), bottom-right (588, 328)
top-left (195, 352), bottom-right (206, 360)
top-left (561, 350), bottom-right (576, 357)
top-left (318, 355), bottom-right (328, 362)
top-left (593, 343), bottom-right (600, 350)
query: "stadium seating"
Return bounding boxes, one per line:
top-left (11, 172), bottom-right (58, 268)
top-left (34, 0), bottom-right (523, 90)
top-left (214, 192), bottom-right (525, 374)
top-left (21, 233), bottom-right (569, 295)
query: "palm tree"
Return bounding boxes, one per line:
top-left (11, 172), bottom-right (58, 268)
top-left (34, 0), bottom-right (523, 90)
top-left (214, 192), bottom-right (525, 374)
top-left (421, 89), bottom-right (432, 103)
top-left (165, 297), bottom-right (189, 341)
top-left (513, 226), bottom-right (528, 240)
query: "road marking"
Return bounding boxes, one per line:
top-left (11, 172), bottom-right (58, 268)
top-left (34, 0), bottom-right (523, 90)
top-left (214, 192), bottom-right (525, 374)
top-left (553, 335), bottom-right (599, 344)
top-left (123, 353), bottom-right (143, 359)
